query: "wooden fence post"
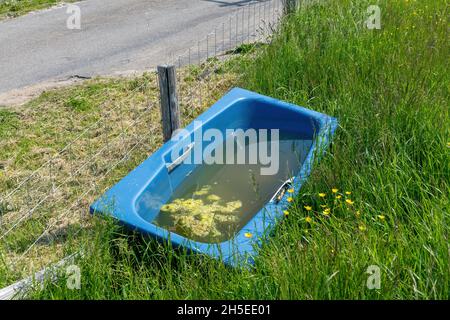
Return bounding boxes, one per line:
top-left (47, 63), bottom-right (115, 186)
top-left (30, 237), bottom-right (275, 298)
top-left (157, 65), bottom-right (181, 142)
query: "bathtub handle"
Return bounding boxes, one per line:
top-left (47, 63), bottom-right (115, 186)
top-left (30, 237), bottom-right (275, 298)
top-left (166, 142), bottom-right (195, 173)
top-left (270, 178), bottom-right (294, 204)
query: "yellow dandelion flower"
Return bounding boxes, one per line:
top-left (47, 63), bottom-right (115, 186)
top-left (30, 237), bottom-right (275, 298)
top-left (377, 215), bottom-right (386, 221)
top-left (287, 197), bottom-right (294, 203)
top-left (244, 232), bottom-right (253, 238)
top-left (324, 207), bottom-right (331, 213)
top-left (358, 225), bottom-right (367, 232)
top-left (305, 216), bottom-right (312, 223)
top-left (332, 188), bottom-right (338, 193)
top-left (345, 199), bottom-right (354, 205)
top-left (304, 205), bottom-right (312, 211)
top-left (323, 210), bottom-right (330, 216)
top-left (335, 195), bottom-right (342, 200)
top-left (283, 210), bottom-right (289, 217)
top-left (318, 193), bottom-right (326, 198)
top-left (288, 188), bottom-right (294, 193)
top-left (345, 191), bottom-right (352, 195)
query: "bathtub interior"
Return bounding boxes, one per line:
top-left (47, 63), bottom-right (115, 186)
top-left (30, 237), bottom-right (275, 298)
top-left (134, 97), bottom-right (324, 243)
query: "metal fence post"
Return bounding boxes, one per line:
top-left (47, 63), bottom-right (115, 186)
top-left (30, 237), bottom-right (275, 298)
top-left (157, 65), bottom-right (181, 142)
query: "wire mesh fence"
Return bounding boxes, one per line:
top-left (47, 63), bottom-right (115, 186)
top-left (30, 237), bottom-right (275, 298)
top-left (0, 0), bottom-right (285, 290)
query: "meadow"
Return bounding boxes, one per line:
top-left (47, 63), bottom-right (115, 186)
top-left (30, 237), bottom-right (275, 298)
top-left (0, 0), bottom-right (78, 19)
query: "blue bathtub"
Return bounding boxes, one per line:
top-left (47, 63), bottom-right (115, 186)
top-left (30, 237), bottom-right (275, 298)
top-left (90, 88), bottom-right (337, 267)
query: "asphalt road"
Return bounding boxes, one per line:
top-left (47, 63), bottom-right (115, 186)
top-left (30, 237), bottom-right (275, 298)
top-left (0, 0), bottom-right (278, 97)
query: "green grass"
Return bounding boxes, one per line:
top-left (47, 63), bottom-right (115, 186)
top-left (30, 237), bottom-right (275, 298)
top-left (0, 0), bottom-right (78, 20)
top-left (23, 0), bottom-right (450, 299)
top-left (0, 75), bottom-right (159, 287)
